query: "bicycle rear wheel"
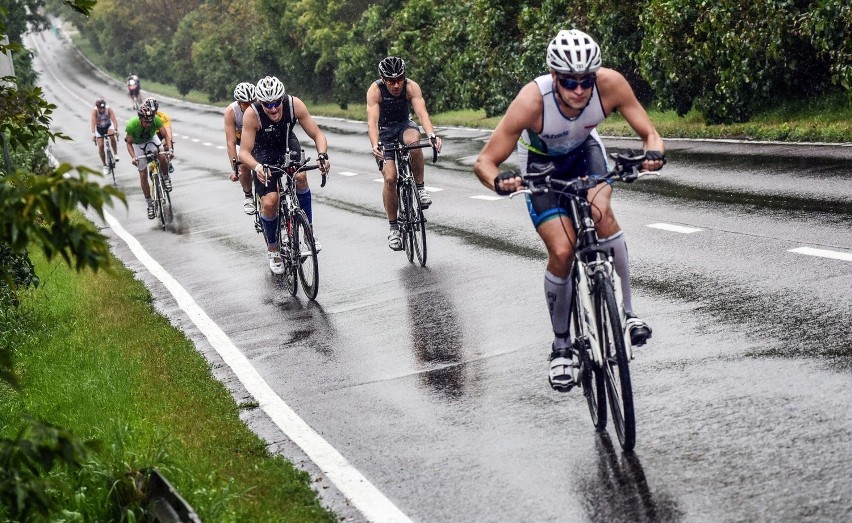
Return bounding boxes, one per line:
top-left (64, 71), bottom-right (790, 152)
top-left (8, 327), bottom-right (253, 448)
top-left (406, 179), bottom-right (427, 266)
top-left (571, 284), bottom-right (607, 430)
top-left (594, 271), bottom-right (635, 451)
top-left (294, 210), bottom-right (319, 300)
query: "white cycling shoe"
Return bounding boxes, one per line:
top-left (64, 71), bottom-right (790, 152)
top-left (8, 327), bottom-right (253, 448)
top-left (268, 251), bottom-right (284, 275)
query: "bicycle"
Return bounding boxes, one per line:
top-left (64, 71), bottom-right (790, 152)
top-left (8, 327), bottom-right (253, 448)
top-left (509, 152), bottom-right (660, 451)
top-left (378, 140), bottom-right (438, 267)
top-left (254, 151), bottom-right (327, 300)
top-left (141, 142), bottom-right (172, 230)
top-left (96, 132), bottom-right (118, 186)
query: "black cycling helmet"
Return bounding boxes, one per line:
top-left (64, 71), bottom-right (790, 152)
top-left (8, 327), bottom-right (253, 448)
top-left (378, 56), bottom-right (406, 79)
top-left (138, 106), bottom-right (155, 121)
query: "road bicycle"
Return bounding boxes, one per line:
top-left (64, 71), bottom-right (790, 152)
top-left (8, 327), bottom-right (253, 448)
top-left (96, 132), bottom-right (118, 186)
top-left (378, 140), bottom-right (438, 266)
top-left (510, 152), bottom-right (660, 451)
top-left (254, 152), bottom-right (327, 300)
top-left (142, 142), bottom-right (172, 230)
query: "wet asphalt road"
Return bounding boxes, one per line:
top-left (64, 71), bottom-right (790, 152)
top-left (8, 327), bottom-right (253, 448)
top-left (28, 26), bottom-right (852, 522)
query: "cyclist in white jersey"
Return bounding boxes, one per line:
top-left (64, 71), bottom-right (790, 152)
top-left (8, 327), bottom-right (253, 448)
top-left (90, 97), bottom-right (119, 175)
top-left (474, 29), bottom-right (666, 392)
top-left (225, 82), bottom-right (256, 214)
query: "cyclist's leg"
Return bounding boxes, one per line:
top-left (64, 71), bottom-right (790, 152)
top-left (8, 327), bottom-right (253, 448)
top-left (107, 127), bottom-right (118, 155)
top-left (96, 135), bottom-right (106, 165)
top-left (402, 125), bottom-right (424, 184)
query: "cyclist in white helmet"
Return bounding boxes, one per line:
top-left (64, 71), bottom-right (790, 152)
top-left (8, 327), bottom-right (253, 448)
top-left (142, 96), bottom-right (176, 186)
top-left (367, 56), bottom-right (442, 251)
top-left (238, 75), bottom-right (330, 275)
top-left (225, 82), bottom-right (257, 214)
top-left (474, 29), bottom-right (666, 392)
top-left (90, 97), bottom-right (119, 175)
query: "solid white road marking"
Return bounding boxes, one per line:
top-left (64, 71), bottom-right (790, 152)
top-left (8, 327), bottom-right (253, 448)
top-left (647, 223), bottom-right (703, 234)
top-left (103, 212), bottom-right (413, 523)
top-left (788, 247), bottom-right (852, 262)
top-left (471, 195), bottom-right (503, 201)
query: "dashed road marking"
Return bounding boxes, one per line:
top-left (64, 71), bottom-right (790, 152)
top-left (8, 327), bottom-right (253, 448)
top-left (647, 223), bottom-right (703, 234)
top-left (472, 195), bottom-right (503, 201)
top-left (339, 171), bottom-right (359, 177)
top-left (788, 247), bottom-right (852, 262)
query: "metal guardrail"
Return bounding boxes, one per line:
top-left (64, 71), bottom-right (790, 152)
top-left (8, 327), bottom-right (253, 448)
top-left (144, 468), bottom-right (202, 523)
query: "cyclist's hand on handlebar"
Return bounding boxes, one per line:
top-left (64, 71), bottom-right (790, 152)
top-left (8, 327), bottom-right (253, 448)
top-left (641, 150), bottom-right (666, 173)
top-left (371, 143), bottom-right (384, 161)
top-left (428, 133), bottom-right (442, 153)
top-left (317, 152), bottom-right (330, 174)
top-left (493, 170), bottom-right (523, 196)
top-left (131, 157), bottom-right (139, 167)
top-left (254, 164), bottom-right (268, 184)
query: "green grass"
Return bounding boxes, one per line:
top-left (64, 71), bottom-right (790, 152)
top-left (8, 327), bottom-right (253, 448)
top-left (0, 249), bottom-right (335, 521)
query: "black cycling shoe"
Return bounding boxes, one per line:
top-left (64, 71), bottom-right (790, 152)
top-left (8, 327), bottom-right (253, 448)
top-left (548, 346), bottom-right (575, 392)
top-left (625, 314), bottom-right (652, 346)
top-left (168, 162), bottom-right (174, 174)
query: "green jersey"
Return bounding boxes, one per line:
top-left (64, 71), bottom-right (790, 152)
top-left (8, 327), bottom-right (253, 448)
top-left (125, 115), bottom-right (163, 142)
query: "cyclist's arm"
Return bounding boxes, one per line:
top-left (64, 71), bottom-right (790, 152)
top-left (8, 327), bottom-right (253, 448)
top-left (124, 133), bottom-right (137, 162)
top-left (293, 96), bottom-right (328, 155)
top-left (108, 108), bottom-right (118, 133)
top-left (224, 107), bottom-right (239, 167)
top-left (406, 80), bottom-right (436, 136)
top-left (366, 83), bottom-right (381, 151)
top-left (474, 81), bottom-right (542, 192)
top-left (90, 110), bottom-right (97, 137)
top-left (598, 68), bottom-right (665, 170)
top-left (238, 107), bottom-right (263, 176)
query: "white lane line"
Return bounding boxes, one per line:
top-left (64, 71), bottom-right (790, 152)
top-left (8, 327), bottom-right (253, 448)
top-left (216, 146), bottom-right (226, 150)
top-left (373, 178), bottom-right (384, 183)
top-left (203, 142), bottom-right (213, 146)
top-left (102, 212), bottom-right (412, 523)
top-left (471, 195), bottom-right (503, 201)
top-left (424, 186), bottom-right (443, 192)
top-left (647, 223), bottom-right (703, 234)
top-left (788, 247), bottom-right (852, 262)
top-left (191, 138), bottom-right (200, 143)
top-left (339, 171), bottom-right (359, 177)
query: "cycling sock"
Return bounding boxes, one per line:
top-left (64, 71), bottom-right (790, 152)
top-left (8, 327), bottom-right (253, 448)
top-left (599, 231), bottom-right (633, 315)
top-left (545, 270), bottom-right (573, 350)
top-left (389, 220), bottom-right (399, 231)
top-left (260, 213), bottom-right (279, 248)
top-left (297, 188), bottom-right (312, 224)
top-left (416, 183), bottom-right (424, 190)
top-left (244, 191), bottom-right (253, 198)
top-left (145, 197), bottom-right (152, 205)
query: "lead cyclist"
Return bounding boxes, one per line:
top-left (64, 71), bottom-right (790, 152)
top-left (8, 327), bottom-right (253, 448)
top-left (473, 29), bottom-right (665, 391)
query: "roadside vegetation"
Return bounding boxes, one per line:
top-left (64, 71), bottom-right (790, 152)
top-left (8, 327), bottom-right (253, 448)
top-left (1, 248), bottom-right (335, 521)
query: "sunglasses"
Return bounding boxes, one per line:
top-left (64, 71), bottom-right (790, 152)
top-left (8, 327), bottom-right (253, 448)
top-left (557, 75), bottom-right (596, 91)
top-left (262, 99), bottom-right (283, 109)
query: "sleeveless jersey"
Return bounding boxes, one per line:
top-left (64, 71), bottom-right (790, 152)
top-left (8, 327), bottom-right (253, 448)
top-left (250, 96), bottom-right (296, 165)
top-left (376, 79), bottom-right (411, 127)
top-left (228, 101), bottom-right (245, 142)
top-left (517, 74), bottom-right (606, 174)
top-left (95, 107), bottom-right (112, 128)
top-left (125, 115), bottom-right (163, 142)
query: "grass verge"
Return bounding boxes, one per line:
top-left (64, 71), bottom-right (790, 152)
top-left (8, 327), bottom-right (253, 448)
top-left (0, 248), bottom-right (335, 521)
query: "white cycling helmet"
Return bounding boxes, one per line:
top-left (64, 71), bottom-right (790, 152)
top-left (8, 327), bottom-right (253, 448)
top-left (143, 96), bottom-right (159, 113)
top-left (233, 82), bottom-right (255, 102)
top-left (546, 29), bottom-right (602, 75)
top-left (255, 76), bottom-right (285, 102)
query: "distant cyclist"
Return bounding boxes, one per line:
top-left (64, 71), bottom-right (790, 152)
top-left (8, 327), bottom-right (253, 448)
top-left (473, 29), bottom-right (665, 391)
top-left (90, 97), bottom-right (119, 175)
top-left (125, 105), bottom-right (172, 220)
top-left (126, 74), bottom-right (142, 108)
top-left (238, 75), bottom-right (330, 274)
top-left (367, 56), bottom-right (442, 251)
top-left (142, 97), bottom-right (175, 180)
top-left (224, 82), bottom-right (257, 214)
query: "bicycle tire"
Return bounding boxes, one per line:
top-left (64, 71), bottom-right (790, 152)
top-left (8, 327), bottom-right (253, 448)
top-left (571, 282), bottom-right (607, 430)
top-left (594, 270), bottom-right (636, 451)
top-left (278, 210), bottom-right (298, 296)
top-left (105, 147), bottom-right (117, 185)
top-left (398, 171), bottom-right (414, 262)
top-left (294, 210), bottom-right (319, 300)
top-left (406, 178), bottom-right (427, 266)
top-left (154, 172), bottom-right (167, 230)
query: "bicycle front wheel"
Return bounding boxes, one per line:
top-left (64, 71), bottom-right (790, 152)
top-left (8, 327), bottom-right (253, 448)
top-left (398, 178), bottom-right (414, 262)
top-left (293, 210), bottom-right (319, 300)
top-left (405, 179), bottom-right (427, 266)
top-left (594, 270), bottom-right (635, 451)
top-left (571, 282), bottom-right (607, 430)
top-left (279, 210), bottom-right (298, 296)
top-left (106, 148), bottom-right (117, 185)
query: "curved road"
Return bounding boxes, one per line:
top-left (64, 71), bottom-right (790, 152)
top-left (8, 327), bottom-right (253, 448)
top-left (28, 25), bottom-right (852, 522)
